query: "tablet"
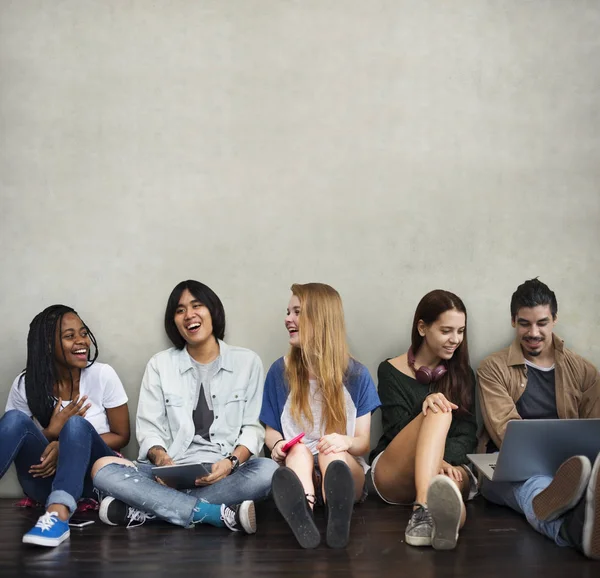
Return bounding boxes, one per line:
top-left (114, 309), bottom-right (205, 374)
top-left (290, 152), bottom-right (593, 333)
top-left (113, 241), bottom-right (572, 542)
top-left (151, 463), bottom-right (212, 489)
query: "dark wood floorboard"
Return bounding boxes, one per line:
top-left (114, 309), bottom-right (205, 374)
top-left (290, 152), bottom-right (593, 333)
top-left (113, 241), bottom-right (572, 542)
top-left (0, 496), bottom-right (597, 577)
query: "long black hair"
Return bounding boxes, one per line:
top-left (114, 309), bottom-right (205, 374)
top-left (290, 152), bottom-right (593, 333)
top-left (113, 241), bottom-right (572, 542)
top-left (164, 280), bottom-right (226, 349)
top-left (411, 290), bottom-right (473, 413)
top-left (21, 305), bottom-right (98, 428)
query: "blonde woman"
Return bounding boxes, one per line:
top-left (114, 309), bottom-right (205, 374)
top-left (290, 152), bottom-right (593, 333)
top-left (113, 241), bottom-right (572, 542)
top-left (260, 283), bottom-right (380, 549)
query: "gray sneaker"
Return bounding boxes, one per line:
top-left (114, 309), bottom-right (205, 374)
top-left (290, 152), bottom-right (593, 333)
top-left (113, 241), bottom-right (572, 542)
top-left (405, 503), bottom-right (433, 547)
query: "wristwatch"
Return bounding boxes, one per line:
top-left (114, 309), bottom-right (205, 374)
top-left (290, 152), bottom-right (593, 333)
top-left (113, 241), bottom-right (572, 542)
top-left (227, 455), bottom-right (240, 473)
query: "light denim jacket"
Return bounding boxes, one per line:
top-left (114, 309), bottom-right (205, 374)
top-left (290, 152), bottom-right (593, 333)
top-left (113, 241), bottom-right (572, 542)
top-left (136, 340), bottom-right (265, 462)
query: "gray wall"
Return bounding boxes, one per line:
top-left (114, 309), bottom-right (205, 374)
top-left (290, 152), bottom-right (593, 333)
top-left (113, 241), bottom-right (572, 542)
top-left (1, 1), bottom-right (599, 497)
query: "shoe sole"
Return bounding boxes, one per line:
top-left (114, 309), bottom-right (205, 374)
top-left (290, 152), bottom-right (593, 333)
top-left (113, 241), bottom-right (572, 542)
top-left (582, 453), bottom-right (600, 559)
top-left (533, 456), bottom-right (591, 522)
top-left (324, 460), bottom-right (355, 549)
top-left (99, 497), bottom-right (120, 526)
top-left (428, 475), bottom-right (462, 551)
top-left (23, 529), bottom-right (70, 547)
top-left (272, 467), bottom-right (320, 549)
top-left (238, 501), bottom-right (257, 534)
top-left (405, 532), bottom-right (432, 547)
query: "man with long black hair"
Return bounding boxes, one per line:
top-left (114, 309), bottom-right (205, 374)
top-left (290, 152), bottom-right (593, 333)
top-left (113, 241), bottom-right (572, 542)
top-left (91, 280), bottom-right (278, 534)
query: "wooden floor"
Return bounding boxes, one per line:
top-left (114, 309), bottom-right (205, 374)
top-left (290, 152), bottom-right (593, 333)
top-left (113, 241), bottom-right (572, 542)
top-left (0, 496), bottom-right (597, 578)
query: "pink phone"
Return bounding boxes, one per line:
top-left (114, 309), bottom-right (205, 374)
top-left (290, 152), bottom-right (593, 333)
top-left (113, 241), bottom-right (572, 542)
top-left (281, 432), bottom-right (305, 452)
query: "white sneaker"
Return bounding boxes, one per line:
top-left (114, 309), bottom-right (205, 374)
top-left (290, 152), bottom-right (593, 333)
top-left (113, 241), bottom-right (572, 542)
top-left (427, 474), bottom-right (463, 550)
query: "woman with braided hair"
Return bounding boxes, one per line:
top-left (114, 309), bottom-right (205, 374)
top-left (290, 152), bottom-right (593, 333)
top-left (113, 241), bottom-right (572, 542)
top-left (0, 305), bottom-right (130, 547)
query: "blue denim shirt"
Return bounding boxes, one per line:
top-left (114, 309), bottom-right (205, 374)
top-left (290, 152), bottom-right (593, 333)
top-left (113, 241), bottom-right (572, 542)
top-left (136, 340), bottom-right (265, 462)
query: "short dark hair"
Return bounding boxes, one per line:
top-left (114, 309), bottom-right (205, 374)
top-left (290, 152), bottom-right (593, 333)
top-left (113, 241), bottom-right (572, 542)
top-left (164, 280), bottom-right (226, 348)
top-left (510, 278), bottom-right (558, 320)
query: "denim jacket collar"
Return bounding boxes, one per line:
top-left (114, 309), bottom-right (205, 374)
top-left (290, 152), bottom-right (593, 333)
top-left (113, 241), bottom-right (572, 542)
top-left (176, 339), bottom-right (234, 375)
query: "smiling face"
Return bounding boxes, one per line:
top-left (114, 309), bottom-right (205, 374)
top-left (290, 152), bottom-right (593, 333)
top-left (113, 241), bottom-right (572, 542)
top-left (512, 304), bottom-right (556, 360)
top-left (418, 308), bottom-right (466, 362)
top-left (173, 288), bottom-right (215, 347)
top-left (285, 294), bottom-right (302, 347)
top-left (54, 312), bottom-right (91, 370)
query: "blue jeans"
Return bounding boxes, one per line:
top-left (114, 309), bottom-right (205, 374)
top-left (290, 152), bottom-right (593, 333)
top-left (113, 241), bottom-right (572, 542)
top-left (0, 409), bottom-right (116, 515)
top-left (93, 457), bottom-right (279, 527)
top-left (480, 475), bottom-right (568, 546)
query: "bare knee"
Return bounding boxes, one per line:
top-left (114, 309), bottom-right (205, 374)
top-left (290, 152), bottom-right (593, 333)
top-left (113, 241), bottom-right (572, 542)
top-left (318, 450), bottom-right (351, 471)
top-left (91, 456), bottom-right (135, 479)
top-left (423, 409), bottom-right (453, 425)
top-left (286, 442), bottom-right (313, 461)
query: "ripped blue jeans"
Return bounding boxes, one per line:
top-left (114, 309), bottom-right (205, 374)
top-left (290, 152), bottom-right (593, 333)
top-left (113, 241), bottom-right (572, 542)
top-left (93, 458), bottom-right (279, 527)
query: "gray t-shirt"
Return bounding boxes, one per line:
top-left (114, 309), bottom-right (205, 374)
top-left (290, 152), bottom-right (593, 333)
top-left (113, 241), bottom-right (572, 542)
top-left (516, 359), bottom-right (559, 420)
top-left (191, 356), bottom-right (220, 440)
top-left (177, 355), bottom-right (223, 465)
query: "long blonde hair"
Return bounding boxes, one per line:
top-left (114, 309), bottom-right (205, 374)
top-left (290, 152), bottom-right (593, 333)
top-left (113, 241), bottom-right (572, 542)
top-left (285, 282), bottom-right (349, 434)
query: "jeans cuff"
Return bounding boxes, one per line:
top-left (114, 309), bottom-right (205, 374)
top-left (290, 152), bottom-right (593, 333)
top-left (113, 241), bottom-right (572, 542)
top-left (555, 521), bottom-right (569, 547)
top-left (46, 490), bottom-right (77, 516)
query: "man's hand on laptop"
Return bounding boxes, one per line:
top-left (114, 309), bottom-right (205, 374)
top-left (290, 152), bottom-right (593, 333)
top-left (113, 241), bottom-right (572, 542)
top-left (195, 459), bottom-right (232, 486)
top-left (148, 446), bottom-right (176, 486)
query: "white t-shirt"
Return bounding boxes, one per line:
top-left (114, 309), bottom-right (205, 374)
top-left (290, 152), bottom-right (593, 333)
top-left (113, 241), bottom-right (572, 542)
top-left (279, 379), bottom-right (369, 473)
top-left (5, 362), bottom-right (128, 435)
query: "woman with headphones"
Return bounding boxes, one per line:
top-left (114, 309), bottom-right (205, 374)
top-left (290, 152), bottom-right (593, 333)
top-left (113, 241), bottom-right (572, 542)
top-left (369, 290), bottom-right (477, 551)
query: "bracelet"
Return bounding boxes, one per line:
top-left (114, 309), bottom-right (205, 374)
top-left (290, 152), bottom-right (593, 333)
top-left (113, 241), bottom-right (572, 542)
top-left (272, 438), bottom-right (285, 451)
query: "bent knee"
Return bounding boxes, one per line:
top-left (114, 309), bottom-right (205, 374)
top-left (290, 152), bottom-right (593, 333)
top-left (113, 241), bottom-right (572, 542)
top-left (424, 409), bottom-right (453, 424)
top-left (91, 456), bottom-right (135, 479)
top-left (286, 442), bottom-right (313, 460)
top-left (1, 409), bottom-right (31, 430)
top-left (61, 414), bottom-right (90, 431)
top-left (318, 451), bottom-right (352, 468)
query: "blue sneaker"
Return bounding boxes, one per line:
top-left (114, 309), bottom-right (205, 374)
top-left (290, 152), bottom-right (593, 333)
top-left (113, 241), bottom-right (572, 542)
top-left (22, 512), bottom-right (70, 547)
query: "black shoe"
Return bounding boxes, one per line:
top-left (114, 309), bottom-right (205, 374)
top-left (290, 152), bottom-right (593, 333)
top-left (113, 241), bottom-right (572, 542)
top-left (272, 466), bottom-right (320, 549)
top-left (324, 460), bottom-right (354, 549)
top-left (220, 501), bottom-right (256, 534)
top-left (99, 497), bottom-right (155, 528)
top-left (560, 453), bottom-right (600, 559)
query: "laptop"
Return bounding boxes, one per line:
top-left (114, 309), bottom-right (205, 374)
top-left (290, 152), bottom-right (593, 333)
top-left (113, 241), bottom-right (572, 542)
top-left (468, 418), bottom-right (600, 482)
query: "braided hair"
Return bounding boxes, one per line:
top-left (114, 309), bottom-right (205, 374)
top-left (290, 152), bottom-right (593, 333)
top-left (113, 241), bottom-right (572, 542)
top-left (20, 304), bottom-right (98, 428)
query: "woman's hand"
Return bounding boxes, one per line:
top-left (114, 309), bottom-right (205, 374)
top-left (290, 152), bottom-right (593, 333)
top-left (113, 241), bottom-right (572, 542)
top-left (29, 442), bottom-right (59, 478)
top-left (270, 439), bottom-right (288, 464)
top-left (316, 433), bottom-right (353, 455)
top-left (195, 459), bottom-right (232, 486)
top-left (439, 462), bottom-right (464, 483)
top-left (46, 396), bottom-right (92, 439)
top-left (422, 393), bottom-right (458, 416)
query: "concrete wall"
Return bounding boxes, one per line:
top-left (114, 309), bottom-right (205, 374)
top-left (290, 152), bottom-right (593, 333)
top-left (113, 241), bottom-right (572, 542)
top-left (1, 1), bottom-right (599, 496)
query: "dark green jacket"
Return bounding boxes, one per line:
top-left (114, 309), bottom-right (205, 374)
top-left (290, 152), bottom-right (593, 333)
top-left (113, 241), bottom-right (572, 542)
top-left (369, 360), bottom-right (477, 466)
